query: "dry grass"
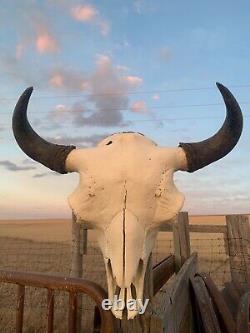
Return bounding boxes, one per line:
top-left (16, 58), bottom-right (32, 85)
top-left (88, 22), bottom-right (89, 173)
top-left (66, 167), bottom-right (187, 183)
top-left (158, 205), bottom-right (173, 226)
top-left (0, 216), bottom-right (232, 332)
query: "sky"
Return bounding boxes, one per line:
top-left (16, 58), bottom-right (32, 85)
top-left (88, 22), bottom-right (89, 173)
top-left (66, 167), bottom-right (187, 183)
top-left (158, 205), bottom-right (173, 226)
top-left (0, 0), bottom-right (250, 219)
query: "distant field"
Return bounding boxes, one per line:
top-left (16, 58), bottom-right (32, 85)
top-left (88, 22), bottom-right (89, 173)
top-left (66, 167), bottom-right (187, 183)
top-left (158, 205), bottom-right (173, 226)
top-left (0, 219), bottom-right (72, 242)
top-left (0, 215), bottom-right (227, 242)
top-left (0, 215), bottom-right (236, 332)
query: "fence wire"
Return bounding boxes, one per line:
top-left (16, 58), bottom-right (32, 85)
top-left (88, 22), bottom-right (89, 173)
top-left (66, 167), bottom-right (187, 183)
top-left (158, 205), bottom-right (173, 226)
top-left (0, 229), bottom-right (249, 332)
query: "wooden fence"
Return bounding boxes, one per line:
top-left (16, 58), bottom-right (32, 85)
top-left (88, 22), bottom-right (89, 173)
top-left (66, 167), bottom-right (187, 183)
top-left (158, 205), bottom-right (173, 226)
top-left (70, 212), bottom-right (250, 332)
top-left (72, 212), bottom-right (250, 286)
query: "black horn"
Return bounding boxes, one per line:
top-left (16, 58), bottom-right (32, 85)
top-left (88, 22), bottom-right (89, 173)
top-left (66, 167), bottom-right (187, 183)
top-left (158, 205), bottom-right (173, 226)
top-left (179, 83), bottom-right (243, 172)
top-left (12, 87), bottom-right (76, 174)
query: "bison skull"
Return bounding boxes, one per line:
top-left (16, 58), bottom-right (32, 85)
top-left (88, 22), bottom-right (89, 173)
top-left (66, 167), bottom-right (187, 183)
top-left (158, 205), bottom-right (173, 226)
top-left (12, 83), bottom-right (243, 319)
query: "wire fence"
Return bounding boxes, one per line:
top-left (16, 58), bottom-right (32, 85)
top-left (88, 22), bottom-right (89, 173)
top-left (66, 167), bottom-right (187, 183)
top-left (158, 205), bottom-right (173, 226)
top-left (0, 229), bottom-right (248, 332)
top-left (0, 233), bottom-right (232, 286)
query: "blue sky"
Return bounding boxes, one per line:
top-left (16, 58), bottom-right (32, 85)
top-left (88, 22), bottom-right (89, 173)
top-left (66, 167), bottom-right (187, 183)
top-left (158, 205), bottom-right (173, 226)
top-left (0, 0), bottom-right (249, 218)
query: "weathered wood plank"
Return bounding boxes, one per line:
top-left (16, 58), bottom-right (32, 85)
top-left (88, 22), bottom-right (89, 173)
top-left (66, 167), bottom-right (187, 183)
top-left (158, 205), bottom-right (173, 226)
top-left (236, 292), bottom-right (250, 333)
top-left (159, 224), bottom-right (172, 232)
top-left (173, 212), bottom-right (191, 272)
top-left (226, 215), bottom-right (250, 285)
top-left (155, 253), bottom-right (197, 333)
top-left (197, 273), bottom-right (235, 333)
top-left (153, 255), bottom-right (175, 295)
top-left (190, 275), bottom-right (221, 333)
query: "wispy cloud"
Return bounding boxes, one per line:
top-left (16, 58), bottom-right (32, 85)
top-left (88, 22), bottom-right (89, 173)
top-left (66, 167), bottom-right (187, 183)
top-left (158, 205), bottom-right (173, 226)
top-left (44, 133), bottom-right (108, 147)
top-left (49, 68), bottom-right (88, 91)
top-left (124, 76), bottom-right (142, 87)
top-left (0, 160), bottom-right (36, 172)
top-left (36, 32), bottom-right (59, 54)
top-left (14, 3), bottom-right (60, 56)
top-left (159, 47), bottom-right (172, 62)
top-left (0, 53), bottom-right (36, 85)
top-left (15, 43), bottom-right (25, 59)
top-left (133, 0), bottom-right (143, 14)
top-left (22, 159), bottom-right (37, 165)
top-left (0, 3), bottom-right (60, 84)
top-left (70, 3), bottom-right (110, 35)
top-left (133, 0), bottom-right (156, 15)
top-left (48, 55), bottom-right (143, 127)
top-left (71, 4), bottom-right (97, 22)
top-left (152, 94), bottom-right (160, 100)
top-left (131, 100), bottom-right (147, 113)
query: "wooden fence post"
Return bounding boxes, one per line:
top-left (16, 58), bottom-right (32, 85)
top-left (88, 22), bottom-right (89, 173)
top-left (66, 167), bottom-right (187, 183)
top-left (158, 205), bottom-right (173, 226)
top-left (226, 215), bottom-right (250, 285)
top-left (70, 214), bottom-right (88, 332)
top-left (70, 213), bottom-right (83, 278)
top-left (173, 212), bottom-right (191, 272)
top-left (82, 227), bottom-right (88, 255)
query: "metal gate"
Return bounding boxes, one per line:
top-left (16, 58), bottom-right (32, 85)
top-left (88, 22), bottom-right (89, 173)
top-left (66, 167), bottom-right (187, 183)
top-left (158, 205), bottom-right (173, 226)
top-left (0, 270), bottom-right (115, 333)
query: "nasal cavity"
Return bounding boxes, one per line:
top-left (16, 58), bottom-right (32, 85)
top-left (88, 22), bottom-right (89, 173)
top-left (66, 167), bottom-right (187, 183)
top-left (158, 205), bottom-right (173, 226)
top-left (106, 141), bottom-right (112, 145)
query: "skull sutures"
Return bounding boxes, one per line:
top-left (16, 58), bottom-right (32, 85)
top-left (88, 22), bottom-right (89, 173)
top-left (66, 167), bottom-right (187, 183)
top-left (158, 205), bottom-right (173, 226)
top-left (12, 83), bottom-right (243, 319)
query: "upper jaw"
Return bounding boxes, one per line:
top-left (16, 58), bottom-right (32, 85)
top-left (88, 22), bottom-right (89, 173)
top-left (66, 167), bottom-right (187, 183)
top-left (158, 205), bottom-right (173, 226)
top-left (104, 256), bottom-right (148, 319)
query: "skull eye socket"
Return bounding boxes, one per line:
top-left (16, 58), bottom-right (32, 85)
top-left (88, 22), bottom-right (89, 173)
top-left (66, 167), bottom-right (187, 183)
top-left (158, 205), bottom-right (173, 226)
top-left (106, 141), bottom-right (113, 145)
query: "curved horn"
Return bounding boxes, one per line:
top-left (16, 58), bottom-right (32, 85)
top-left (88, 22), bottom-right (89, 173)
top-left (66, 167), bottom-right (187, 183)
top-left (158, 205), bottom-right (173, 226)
top-left (179, 83), bottom-right (243, 172)
top-left (12, 87), bottom-right (76, 174)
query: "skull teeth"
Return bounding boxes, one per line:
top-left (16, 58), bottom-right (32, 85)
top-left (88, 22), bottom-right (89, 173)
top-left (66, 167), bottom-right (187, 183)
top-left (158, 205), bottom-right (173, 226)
top-left (127, 308), bottom-right (138, 320)
top-left (104, 257), bottom-right (149, 319)
top-left (111, 307), bottom-right (123, 320)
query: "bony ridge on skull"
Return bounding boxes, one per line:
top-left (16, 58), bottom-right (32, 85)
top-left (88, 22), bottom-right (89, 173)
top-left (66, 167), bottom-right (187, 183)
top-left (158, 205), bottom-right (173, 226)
top-left (12, 83), bottom-right (243, 319)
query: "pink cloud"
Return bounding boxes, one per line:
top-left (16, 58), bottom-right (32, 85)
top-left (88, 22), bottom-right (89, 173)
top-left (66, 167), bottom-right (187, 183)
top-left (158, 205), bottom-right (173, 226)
top-left (47, 56), bottom-right (146, 127)
top-left (98, 20), bottom-right (110, 36)
top-left (152, 94), bottom-right (160, 100)
top-left (71, 4), bottom-right (97, 22)
top-left (131, 100), bottom-right (147, 113)
top-left (50, 74), bottom-right (64, 87)
top-left (70, 4), bottom-right (110, 35)
top-left (55, 104), bottom-right (67, 112)
top-left (124, 75), bottom-right (143, 87)
top-left (96, 54), bottom-right (111, 66)
top-left (36, 33), bottom-right (59, 54)
top-left (49, 68), bottom-right (88, 91)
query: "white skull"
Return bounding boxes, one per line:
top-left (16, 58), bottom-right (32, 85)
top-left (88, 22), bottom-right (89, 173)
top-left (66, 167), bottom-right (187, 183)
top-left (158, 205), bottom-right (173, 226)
top-left (12, 84), bottom-right (242, 319)
top-left (66, 132), bottom-right (187, 319)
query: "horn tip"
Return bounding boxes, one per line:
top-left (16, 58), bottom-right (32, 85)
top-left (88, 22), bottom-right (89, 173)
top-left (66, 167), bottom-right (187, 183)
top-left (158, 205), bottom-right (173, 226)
top-left (24, 86), bottom-right (34, 95)
top-left (16, 87), bottom-right (34, 106)
top-left (216, 82), bottom-right (232, 98)
top-left (216, 82), bottom-right (224, 90)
